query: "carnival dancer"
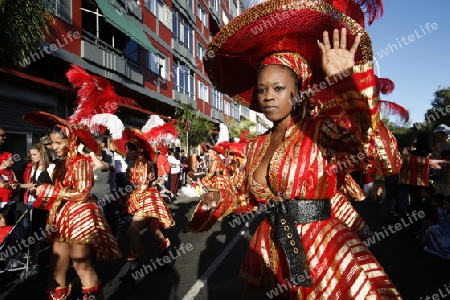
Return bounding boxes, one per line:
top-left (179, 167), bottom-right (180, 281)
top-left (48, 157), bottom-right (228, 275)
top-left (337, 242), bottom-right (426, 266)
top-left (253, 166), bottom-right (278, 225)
top-left (116, 119), bottom-right (176, 280)
top-left (188, 0), bottom-right (411, 298)
top-left (188, 125), bottom-right (241, 232)
top-left (20, 64), bottom-right (136, 299)
top-left (23, 112), bottom-right (121, 300)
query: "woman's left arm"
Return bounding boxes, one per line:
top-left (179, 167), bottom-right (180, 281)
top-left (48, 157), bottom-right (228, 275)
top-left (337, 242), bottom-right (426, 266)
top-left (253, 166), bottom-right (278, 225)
top-left (319, 28), bottom-right (378, 141)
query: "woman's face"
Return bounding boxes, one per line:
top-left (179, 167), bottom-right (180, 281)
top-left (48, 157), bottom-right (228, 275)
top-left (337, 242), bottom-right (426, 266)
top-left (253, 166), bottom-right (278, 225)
top-left (257, 65), bottom-right (298, 122)
top-left (126, 144), bottom-right (138, 160)
top-left (50, 132), bottom-right (69, 157)
top-left (29, 149), bottom-right (40, 164)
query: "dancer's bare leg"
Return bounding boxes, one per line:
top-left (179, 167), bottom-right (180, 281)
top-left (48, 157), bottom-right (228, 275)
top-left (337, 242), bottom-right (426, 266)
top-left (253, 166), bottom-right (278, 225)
top-left (50, 242), bottom-right (70, 287)
top-left (70, 244), bottom-right (98, 287)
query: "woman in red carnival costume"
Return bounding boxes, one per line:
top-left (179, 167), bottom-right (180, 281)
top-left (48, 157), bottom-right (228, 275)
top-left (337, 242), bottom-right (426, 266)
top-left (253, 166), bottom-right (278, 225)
top-left (188, 0), bottom-right (408, 298)
top-left (115, 123), bottom-right (176, 279)
top-left (23, 112), bottom-right (121, 300)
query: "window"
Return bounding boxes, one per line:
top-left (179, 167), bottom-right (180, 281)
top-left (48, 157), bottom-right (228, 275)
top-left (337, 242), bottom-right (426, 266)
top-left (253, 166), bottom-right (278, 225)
top-left (211, 86), bottom-right (223, 110)
top-left (224, 102), bottom-right (230, 116)
top-left (197, 42), bottom-right (205, 59)
top-left (231, 102), bottom-right (239, 120)
top-left (174, 62), bottom-right (194, 98)
top-left (123, 39), bottom-right (139, 63)
top-left (229, 0), bottom-right (237, 19)
top-left (197, 4), bottom-right (207, 27)
top-left (148, 52), bottom-right (167, 78)
top-left (222, 11), bottom-right (229, 25)
top-left (186, 0), bottom-right (192, 10)
top-left (198, 81), bottom-right (209, 102)
top-left (146, 0), bottom-right (161, 16)
top-left (241, 106), bottom-right (249, 117)
top-left (211, 0), bottom-right (219, 12)
top-left (44, 0), bottom-right (72, 23)
top-left (172, 9), bottom-right (193, 52)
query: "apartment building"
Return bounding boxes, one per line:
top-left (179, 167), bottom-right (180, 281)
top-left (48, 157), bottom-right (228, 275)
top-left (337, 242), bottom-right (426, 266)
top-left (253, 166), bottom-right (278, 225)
top-left (0, 0), bottom-right (271, 172)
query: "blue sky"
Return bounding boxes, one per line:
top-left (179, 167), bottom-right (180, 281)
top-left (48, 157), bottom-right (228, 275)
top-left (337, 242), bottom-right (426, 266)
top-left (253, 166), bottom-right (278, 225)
top-left (365, 1), bottom-right (450, 125)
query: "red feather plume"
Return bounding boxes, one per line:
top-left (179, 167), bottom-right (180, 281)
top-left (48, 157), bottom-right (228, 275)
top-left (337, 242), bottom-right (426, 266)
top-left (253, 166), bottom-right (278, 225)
top-left (144, 122), bottom-right (178, 151)
top-left (378, 100), bottom-right (409, 123)
top-left (376, 77), bottom-right (395, 95)
top-left (352, 0), bottom-right (384, 25)
top-left (66, 64), bottom-right (138, 124)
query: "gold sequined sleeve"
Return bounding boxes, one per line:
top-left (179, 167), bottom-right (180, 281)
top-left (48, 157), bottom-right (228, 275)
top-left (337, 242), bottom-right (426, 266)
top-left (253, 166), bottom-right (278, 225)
top-left (326, 61), bottom-right (378, 143)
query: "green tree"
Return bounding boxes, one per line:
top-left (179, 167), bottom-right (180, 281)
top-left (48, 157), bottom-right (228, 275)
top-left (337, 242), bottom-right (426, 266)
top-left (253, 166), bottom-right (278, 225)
top-left (0, 0), bottom-right (53, 68)
top-left (174, 103), bottom-right (213, 152)
top-left (224, 116), bottom-right (258, 141)
top-left (423, 87), bottom-right (450, 130)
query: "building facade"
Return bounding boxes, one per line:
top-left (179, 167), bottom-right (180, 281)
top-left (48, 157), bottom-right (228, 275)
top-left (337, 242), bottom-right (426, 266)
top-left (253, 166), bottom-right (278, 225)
top-left (0, 0), bottom-right (272, 175)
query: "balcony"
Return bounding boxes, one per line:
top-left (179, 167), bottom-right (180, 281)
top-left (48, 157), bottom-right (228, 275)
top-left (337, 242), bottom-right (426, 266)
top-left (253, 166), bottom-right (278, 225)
top-left (171, 0), bottom-right (195, 22)
top-left (81, 31), bottom-right (143, 85)
top-left (211, 107), bottom-right (224, 122)
top-left (173, 90), bottom-right (197, 109)
top-left (171, 38), bottom-right (195, 63)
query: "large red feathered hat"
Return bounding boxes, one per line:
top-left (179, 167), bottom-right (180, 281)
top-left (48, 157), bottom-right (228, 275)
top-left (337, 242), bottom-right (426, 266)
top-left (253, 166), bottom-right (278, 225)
top-left (204, 0), bottom-right (382, 112)
top-left (141, 115), bottom-right (178, 155)
top-left (66, 64), bottom-right (137, 126)
top-left (114, 127), bottom-right (158, 162)
top-left (228, 130), bottom-right (249, 158)
top-left (22, 65), bottom-right (137, 156)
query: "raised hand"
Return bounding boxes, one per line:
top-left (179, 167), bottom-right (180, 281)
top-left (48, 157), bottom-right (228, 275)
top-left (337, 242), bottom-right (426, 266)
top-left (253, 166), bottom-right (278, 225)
top-left (318, 28), bottom-right (361, 77)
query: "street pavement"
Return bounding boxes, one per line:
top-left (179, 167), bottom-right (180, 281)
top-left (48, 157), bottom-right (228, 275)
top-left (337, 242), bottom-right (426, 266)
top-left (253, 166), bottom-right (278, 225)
top-left (0, 195), bottom-right (449, 300)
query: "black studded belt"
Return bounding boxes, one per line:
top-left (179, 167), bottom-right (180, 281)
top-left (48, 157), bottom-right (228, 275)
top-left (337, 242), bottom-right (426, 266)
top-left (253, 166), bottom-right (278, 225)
top-left (266, 198), bottom-right (331, 287)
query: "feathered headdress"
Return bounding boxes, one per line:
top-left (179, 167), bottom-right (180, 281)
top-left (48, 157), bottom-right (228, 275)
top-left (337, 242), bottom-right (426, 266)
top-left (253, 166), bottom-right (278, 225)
top-left (66, 64), bottom-right (137, 126)
top-left (89, 113), bottom-right (125, 140)
top-left (64, 64), bottom-right (141, 141)
top-left (114, 127), bottom-right (158, 161)
top-left (141, 115), bottom-right (178, 154)
top-left (229, 130), bottom-right (249, 158)
top-left (211, 123), bottom-right (231, 156)
top-left (373, 76), bottom-right (409, 123)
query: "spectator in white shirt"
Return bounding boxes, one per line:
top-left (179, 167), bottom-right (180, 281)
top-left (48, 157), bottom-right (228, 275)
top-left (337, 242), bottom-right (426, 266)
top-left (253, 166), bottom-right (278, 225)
top-left (167, 149), bottom-right (181, 196)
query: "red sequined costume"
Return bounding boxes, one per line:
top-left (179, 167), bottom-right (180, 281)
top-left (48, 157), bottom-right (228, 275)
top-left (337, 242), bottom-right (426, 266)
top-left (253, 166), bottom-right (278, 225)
top-left (36, 155), bottom-right (121, 260)
top-left (127, 153), bottom-right (174, 229)
top-left (238, 78), bottom-right (400, 298)
top-left (189, 148), bottom-right (239, 231)
top-left (331, 173), bottom-right (373, 240)
top-left (188, 0), bottom-right (402, 297)
top-left (190, 63), bottom-right (401, 298)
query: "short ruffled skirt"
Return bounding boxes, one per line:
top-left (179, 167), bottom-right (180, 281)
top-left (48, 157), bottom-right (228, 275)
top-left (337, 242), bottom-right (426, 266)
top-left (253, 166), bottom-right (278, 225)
top-left (127, 187), bottom-right (175, 229)
top-left (49, 199), bottom-right (121, 261)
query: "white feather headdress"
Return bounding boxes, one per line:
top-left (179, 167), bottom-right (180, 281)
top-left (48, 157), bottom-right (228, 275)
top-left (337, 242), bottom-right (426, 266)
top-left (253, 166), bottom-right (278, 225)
top-left (88, 113), bottom-right (124, 140)
top-left (142, 115), bottom-right (178, 147)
